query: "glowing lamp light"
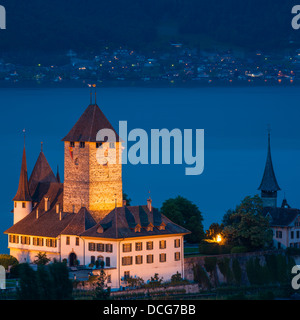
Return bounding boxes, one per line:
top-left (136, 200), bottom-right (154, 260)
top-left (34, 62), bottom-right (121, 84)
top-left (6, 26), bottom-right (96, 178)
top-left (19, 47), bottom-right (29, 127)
top-left (216, 234), bottom-right (222, 243)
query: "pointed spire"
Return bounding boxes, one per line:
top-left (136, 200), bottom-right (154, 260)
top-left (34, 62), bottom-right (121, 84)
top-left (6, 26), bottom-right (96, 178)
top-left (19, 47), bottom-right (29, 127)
top-left (13, 146), bottom-right (32, 202)
top-left (258, 129), bottom-right (281, 192)
top-left (56, 165), bottom-right (61, 183)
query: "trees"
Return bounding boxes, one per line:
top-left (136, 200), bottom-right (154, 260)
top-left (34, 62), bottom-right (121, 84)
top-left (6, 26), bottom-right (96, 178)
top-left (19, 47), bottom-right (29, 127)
top-left (16, 262), bottom-right (73, 300)
top-left (0, 254), bottom-right (18, 270)
top-left (123, 193), bottom-right (132, 206)
top-left (33, 252), bottom-right (50, 266)
top-left (93, 262), bottom-right (111, 300)
top-left (161, 196), bottom-right (204, 243)
top-left (222, 195), bottom-right (273, 250)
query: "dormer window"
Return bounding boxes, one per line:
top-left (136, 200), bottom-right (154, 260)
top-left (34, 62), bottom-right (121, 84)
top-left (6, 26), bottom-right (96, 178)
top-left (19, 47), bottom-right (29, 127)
top-left (158, 222), bottom-right (166, 231)
top-left (79, 142), bottom-right (85, 148)
top-left (146, 223), bottom-right (154, 232)
top-left (134, 224), bottom-right (141, 232)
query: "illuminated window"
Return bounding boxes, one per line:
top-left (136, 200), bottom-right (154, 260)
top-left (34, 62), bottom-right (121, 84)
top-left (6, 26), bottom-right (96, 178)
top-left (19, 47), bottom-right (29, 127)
top-left (135, 242), bottom-right (143, 251)
top-left (174, 252), bottom-right (180, 261)
top-left (147, 255), bottom-right (154, 264)
top-left (106, 244), bottom-right (113, 253)
top-left (159, 240), bottom-right (166, 249)
top-left (9, 235), bottom-right (19, 244)
top-left (158, 223), bottom-right (166, 231)
top-left (146, 224), bottom-right (153, 232)
top-left (135, 255), bottom-right (143, 264)
top-left (146, 241), bottom-right (153, 250)
top-left (97, 243), bottom-right (104, 252)
top-left (160, 253), bottom-right (166, 263)
top-left (174, 239), bottom-right (180, 248)
top-left (123, 243), bottom-right (132, 252)
top-left (122, 256), bottom-right (133, 266)
top-left (88, 242), bottom-right (95, 251)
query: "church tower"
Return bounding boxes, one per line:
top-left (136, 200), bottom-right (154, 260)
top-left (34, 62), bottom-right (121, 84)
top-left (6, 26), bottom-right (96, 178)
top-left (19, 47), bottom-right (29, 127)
top-left (13, 146), bottom-right (32, 224)
top-left (62, 101), bottom-right (123, 222)
top-left (258, 130), bottom-right (281, 208)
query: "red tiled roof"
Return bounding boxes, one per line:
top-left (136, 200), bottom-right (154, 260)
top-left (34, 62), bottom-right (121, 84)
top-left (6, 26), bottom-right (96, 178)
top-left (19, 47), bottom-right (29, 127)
top-left (60, 207), bottom-right (96, 235)
top-left (29, 151), bottom-right (57, 200)
top-left (62, 104), bottom-right (120, 142)
top-left (80, 205), bottom-right (191, 239)
top-left (13, 147), bottom-right (32, 202)
top-left (5, 183), bottom-right (73, 237)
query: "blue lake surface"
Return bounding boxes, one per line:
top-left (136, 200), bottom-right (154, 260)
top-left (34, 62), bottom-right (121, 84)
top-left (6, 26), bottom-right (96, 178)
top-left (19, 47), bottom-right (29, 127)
top-left (0, 86), bottom-right (300, 253)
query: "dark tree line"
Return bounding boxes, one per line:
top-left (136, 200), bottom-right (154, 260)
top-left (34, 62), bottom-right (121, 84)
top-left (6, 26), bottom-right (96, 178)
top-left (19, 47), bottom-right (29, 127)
top-left (16, 262), bottom-right (73, 300)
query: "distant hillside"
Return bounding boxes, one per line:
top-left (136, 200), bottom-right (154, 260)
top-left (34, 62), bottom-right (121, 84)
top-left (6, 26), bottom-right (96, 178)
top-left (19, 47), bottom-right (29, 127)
top-left (0, 0), bottom-right (298, 61)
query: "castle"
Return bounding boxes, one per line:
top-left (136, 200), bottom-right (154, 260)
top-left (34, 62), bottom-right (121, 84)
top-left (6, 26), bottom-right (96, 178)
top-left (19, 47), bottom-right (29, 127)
top-left (4, 97), bottom-right (190, 289)
top-left (259, 130), bottom-right (300, 249)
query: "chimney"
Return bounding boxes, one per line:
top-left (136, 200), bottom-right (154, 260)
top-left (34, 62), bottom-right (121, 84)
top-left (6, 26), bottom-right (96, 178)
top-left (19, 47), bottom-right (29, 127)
top-left (36, 208), bottom-right (39, 219)
top-left (44, 197), bottom-right (50, 211)
top-left (56, 203), bottom-right (60, 214)
top-left (147, 197), bottom-right (152, 212)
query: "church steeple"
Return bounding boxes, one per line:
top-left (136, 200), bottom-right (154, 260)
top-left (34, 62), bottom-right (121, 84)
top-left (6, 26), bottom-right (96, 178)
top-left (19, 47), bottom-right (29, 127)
top-left (258, 130), bottom-right (280, 207)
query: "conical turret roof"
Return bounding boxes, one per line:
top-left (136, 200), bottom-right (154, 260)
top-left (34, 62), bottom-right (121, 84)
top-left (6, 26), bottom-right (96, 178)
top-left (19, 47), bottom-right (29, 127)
top-left (29, 150), bottom-right (57, 197)
top-left (13, 147), bottom-right (32, 202)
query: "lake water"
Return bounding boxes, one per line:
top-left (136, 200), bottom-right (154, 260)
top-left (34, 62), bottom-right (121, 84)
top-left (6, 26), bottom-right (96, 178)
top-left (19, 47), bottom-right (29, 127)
top-left (0, 86), bottom-right (300, 253)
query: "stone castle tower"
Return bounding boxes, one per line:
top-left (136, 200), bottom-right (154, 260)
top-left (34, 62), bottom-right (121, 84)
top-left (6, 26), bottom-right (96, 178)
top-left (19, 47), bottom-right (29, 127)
top-left (62, 102), bottom-right (123, 222)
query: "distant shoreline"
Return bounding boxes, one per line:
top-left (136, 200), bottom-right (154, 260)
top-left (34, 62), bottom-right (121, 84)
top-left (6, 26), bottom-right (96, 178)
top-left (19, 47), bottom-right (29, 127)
top-left (0, 79), bottom-right (298, 89)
